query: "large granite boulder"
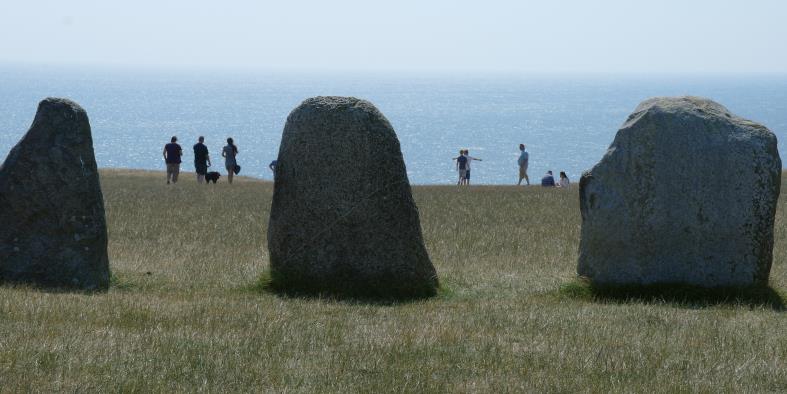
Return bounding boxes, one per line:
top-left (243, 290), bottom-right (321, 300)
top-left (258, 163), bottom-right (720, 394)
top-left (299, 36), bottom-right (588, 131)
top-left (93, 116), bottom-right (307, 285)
top-left (267, 96), bottom-right (438, 298)
top-left (578, 97), bottom-right (781, 287)
top-left (0, 98), bottom-right (109, 290)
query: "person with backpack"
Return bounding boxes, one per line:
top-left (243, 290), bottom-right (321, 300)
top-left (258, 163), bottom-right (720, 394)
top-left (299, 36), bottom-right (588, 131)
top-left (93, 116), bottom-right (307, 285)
top-left (222, 137), bottom-right (239, 184)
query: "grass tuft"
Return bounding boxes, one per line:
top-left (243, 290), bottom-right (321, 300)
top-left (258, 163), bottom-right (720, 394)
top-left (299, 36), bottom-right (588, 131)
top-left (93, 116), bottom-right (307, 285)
top-left (109, 273), bottom-right (137, 291)
top-left (436, 282), bottom-right (456, 300)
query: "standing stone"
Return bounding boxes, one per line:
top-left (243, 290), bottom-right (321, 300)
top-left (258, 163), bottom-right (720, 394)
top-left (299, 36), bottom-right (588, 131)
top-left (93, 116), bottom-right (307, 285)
top-left (267, 96), bottom-right (438, 298)
top-left (0, 98), bottom-right (109, 290)
top-left (578, 96), bottom-right (781, 287)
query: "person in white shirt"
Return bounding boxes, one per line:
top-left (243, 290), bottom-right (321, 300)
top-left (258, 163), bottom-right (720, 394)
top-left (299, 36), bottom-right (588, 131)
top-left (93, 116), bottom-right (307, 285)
top-left (557, 171), bottom-right (570, 188)
top-left (462, 149), bottom-right (482, 185)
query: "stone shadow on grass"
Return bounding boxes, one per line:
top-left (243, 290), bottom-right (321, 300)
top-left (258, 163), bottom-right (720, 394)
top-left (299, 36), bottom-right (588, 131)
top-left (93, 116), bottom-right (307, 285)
top-left (0, 280), bottom-right (109, 295)
top-left (0, 272), bottom-right (144, 294)
top-left (246, 271), bottom-right (444, 306)
top-left (559, 278), bottom-right (785, 311)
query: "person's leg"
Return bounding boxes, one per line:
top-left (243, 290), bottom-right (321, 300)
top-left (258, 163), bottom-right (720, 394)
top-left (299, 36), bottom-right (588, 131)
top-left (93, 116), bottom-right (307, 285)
top-left (518, 166), bottom-right (524, 185)
top-left (166, 164), bottom-right (173, 184)
top-left (227, 168), bottom-right (233, 184)
top-left (466, 170), bottom-right (471, 185)
top-left (172, 165), bottom-right (180, 183)
top-left (197, 174), bottom-right (204, 184)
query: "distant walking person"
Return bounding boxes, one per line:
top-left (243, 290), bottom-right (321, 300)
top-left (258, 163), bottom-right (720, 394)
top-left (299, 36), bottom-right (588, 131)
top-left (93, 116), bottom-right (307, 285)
top-left (269, 159), bottom-right (278, 179)
top-left (163, 136), bottom-right (182, 184)
top-left (557, 171), bottom-right (570, 188)
top-left (193, 136), bottom-right (211, 184)
top-left (518, 144), bottom-right (530, 185)
top-left (541, 170), bottom-right (556, 187)
top-left (455, 149), bottom-right (468, 185)
top-left (222, 137), bottom-right (239, 184)
top-left (462, 149), bottom-right (482, 185)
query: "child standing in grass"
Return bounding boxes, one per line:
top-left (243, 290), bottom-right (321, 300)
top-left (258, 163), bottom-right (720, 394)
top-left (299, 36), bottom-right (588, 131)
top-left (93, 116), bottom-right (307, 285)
top-left (453, 149), bottom-right (482, 185)
top-left (454, 149), bottom-right (468, 185)
top-left (462, 149), bottom-right (481, 185)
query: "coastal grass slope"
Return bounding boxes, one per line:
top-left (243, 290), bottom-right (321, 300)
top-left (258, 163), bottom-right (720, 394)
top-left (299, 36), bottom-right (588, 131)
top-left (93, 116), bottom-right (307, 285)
top-left (0, 169), bottom-right (785, 392)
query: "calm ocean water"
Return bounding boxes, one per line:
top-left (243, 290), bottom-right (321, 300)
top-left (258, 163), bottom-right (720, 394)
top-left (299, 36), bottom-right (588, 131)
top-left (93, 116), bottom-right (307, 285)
top-left (1, 66), bottom-right (786, 184)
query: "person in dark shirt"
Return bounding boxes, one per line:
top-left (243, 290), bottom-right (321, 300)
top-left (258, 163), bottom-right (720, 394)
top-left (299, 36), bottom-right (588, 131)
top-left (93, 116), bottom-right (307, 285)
top-left (454, 149), bottom-right (468, 185)
top-left (193, 136), bottom-right (211, 184)
top-left (541, 170), bottom-right (556, 187)
top-left (163, 136), bottom-right (182, 184)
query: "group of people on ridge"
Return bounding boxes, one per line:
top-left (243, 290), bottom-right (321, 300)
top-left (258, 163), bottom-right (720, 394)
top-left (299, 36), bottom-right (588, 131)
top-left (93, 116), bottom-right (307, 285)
top-left (453, 143), bottom-right (570, 188)
top-left (453, 149), bottom-right (482, 185)
top-left (163, 136), bottom-right (240, 184)
top-left (518, 143), bottom-right (569, 187)
top-left (164, 136), bottom-right (570, 188)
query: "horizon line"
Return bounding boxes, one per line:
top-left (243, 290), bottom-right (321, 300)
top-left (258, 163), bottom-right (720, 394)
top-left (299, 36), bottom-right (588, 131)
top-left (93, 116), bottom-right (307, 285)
top-left (2, 60), bottom-right (787, 78)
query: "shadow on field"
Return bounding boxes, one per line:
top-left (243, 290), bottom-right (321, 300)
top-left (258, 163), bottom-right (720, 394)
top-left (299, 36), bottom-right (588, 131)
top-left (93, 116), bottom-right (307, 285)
top-left (0, 281), bottom-right (109, 295)
top-left (559, 278), bottom-right (786, 311)
top-left (243, 272), bottom-right (447, 306)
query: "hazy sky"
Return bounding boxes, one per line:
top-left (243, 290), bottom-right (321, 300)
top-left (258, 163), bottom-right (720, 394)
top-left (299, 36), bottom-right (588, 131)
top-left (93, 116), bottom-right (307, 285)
top-left (1, 0), bottom-right (785, 73)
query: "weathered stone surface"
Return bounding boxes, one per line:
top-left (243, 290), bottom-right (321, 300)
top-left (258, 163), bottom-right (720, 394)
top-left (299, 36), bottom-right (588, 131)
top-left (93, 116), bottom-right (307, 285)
top-left (578, 97), bottom-right (781, 287)
top-left (0, 98), bottom-right (109, 290)
top-left (267, 96), bottom-right (438, 298)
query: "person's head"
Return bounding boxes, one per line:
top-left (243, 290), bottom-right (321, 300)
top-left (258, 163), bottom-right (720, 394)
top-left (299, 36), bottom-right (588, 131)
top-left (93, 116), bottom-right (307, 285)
top-left (227, 137), bottom-right (234, 145)
top-left (519, 144), bottom-right (525, 151)
top-left (547, 170), bottom-right (553, 175)
top-left (560, 171), bottom-right (567, 179)
top-left (458, 149), bottom-right (463, 155)
top-left (463, 149), bottom-right (469, 155)
top-left (171, 136), bottom-right (177, 143)
top-left (198, 136), bottom-right (204, 143)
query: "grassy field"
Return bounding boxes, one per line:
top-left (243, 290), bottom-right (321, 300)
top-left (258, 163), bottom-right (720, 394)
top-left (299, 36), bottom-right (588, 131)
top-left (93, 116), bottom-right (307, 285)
top-left (1, 169), bottom-right (785, 393)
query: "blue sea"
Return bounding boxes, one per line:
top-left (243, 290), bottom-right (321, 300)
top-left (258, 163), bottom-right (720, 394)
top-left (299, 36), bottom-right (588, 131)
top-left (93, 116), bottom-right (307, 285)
top-left (1, 66), bottom-right (786, 184)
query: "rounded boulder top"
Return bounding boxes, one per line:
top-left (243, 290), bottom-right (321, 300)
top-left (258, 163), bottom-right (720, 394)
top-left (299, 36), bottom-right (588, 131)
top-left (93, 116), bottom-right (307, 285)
top-left (283, 96), bottom-right (395, 138)
top-left (291, 96), bottom-right (384, 115)
top-left (38, 96), bottom-right (87, 112)
top-left (621, 96), bottom-right (772, 136)
top-left (267, 96), bottom-right (438, 299)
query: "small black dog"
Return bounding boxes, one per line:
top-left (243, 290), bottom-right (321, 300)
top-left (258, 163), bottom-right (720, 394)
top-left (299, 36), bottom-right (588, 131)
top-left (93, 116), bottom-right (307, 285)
top-left (205, 171), bottom-right (221, 184)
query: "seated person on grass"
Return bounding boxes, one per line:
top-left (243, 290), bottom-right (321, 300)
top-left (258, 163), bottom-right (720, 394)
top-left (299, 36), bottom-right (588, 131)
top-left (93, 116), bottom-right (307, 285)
top-left (541, 170), bottom-right (555, 187)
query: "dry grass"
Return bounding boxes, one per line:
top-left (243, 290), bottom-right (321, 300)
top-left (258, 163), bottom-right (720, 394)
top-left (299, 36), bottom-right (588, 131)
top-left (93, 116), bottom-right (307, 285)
top-left (0, 169), bottom-right (785, 393)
